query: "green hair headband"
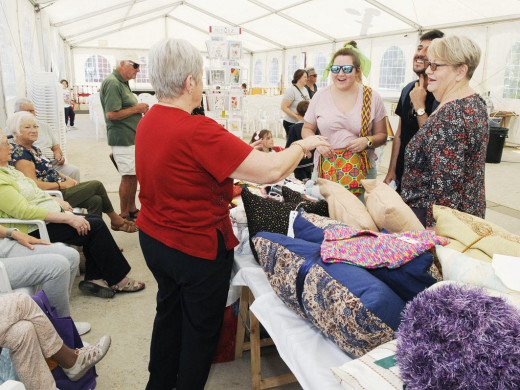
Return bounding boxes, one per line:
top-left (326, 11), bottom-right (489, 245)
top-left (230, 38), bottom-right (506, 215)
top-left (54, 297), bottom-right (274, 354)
top-left (321, 44), bottom-right (372, 81)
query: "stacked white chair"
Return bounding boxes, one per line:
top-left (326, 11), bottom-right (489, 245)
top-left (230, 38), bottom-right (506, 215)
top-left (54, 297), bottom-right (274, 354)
top-left (88, 93), bottom-right (107, 141)
top-left (27, 72), bottom-right (67, 158)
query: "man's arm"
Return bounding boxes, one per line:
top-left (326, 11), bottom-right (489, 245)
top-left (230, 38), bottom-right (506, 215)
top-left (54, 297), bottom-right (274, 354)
top-left (51, 144), bottom-right (65, 165)
top-left (383, 119), bottom-right (402, 184)
top-left (105, 103), bottom-right (149, 121)
top-left (410, 74), bottom-right (430, 127)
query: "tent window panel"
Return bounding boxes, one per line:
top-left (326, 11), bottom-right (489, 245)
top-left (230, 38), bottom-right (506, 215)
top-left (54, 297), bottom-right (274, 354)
top-left (288, 56), bottom-right (299, 85)
top-left (85, 55), bottom-right (111, 83)
top-left (314, 53), bottom-right (328, 88)
top-left (379, 45), bottom-right (406, 91)
top-left (503, 41), bottom-right (520, 99)
top-left (0, 8), bottom-right (17, 99)
top-left (254, 59), bottom-right (263, 85)
top-left (269, 58), bottom-right (280, 86)
top-left (136, 56), bottom-right (149, 84)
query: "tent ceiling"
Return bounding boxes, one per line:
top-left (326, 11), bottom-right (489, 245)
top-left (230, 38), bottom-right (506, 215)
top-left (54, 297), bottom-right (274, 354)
top-left (37, 0), bottom-right (520, 52)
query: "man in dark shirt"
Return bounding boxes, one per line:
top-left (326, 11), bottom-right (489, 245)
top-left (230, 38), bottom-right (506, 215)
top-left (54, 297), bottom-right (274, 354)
top-left (384, 30), bottom-right (444, 193)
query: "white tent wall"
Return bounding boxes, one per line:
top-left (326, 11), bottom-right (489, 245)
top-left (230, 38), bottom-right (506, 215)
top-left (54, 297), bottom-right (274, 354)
top-left (0, 0), bottom-right (68, 125)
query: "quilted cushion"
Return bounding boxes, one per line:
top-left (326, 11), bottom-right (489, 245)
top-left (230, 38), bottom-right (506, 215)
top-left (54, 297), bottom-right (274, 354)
top-left (361, 179), bottom-right (424, 233)
top-left (241, 188), bottom-right (328, 261)
top-left (433, 205), bottom-right (520, 262)
top-left (318, 178), bottom-right (378, 231)
top-left (253, 231), bottom-right (405, 356)
top-left (281, 185), bottom-right (329, 216)
top-left (294, 210), bottom-right (441, 302)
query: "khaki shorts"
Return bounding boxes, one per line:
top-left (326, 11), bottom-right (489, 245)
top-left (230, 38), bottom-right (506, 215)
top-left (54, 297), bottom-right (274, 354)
top-left (111, 145), bottom-right (136, 176)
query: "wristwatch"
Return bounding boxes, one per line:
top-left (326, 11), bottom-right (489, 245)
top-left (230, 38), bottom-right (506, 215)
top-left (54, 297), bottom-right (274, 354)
top-left (366, 137), bottom-right (374, 148)
top-left (416, 108), bottom-right (426, 116)
top-left (6, 228), bottom-right (19, 240)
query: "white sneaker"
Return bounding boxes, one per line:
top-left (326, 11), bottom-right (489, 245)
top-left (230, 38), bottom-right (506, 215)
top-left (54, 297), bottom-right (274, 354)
top-left (63, 335), bottom-right (111, 381)
top-left (75, 322), bottom-right (91, 336)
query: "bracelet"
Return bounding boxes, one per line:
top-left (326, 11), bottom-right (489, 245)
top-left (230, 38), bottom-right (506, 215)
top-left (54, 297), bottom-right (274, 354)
top-left (292, 142), bottom-right (307, 157)
top-left (57, 182), bottom-right (61, 190)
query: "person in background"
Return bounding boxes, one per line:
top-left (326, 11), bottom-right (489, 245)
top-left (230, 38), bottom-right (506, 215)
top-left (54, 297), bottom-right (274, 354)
top-left (241, 83), bottom-right (247, 95)
top-left (384, 30), bottom-right (444, 193)
top-left (304, 67), bottom-right (318, 98)
top-left (302, 41), bottom-right (387, 200)
top-left (135, 38), bottom-right (329, 390)
top-left (249, 129), bottom-right (283, 153)
top-left (14, 98), bottom-right (80, 182)
top-left (286, 100), bottom-right (314, 180)
top-left (0, 293), bottom-right (110, 389)
top-left (400, 35), bottom-right (488, 227)
top-left (61, 80), bottom-right (76, 129)
top-left (281, 69), bottom-right (310, 136)
top-left (100, 55), bottom-right (149, 222)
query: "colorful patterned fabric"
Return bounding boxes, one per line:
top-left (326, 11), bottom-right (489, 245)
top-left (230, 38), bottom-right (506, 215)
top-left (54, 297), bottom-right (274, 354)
top-left (10, 143), bottom-right (63, 183)
top-left (318, 86), bottom-right (372, 195)
top-left (253, 232), bottom-right (403, 356)
top-left (401, 94), bottom-right (489, 227)
top-left (321, 226), bottom-right (449, 268)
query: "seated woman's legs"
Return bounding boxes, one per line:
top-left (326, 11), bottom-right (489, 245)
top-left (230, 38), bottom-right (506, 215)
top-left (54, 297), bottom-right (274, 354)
top-left (37, 214), bottom-right (143, 296)
top-left (61, 181), bottom-right (137, 232)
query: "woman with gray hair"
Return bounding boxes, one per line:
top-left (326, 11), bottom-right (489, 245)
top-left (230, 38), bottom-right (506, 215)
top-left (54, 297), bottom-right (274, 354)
top-left (135, 38), bottom-right (330, 390)
top-left (401, 35), bottom-right (488, 227)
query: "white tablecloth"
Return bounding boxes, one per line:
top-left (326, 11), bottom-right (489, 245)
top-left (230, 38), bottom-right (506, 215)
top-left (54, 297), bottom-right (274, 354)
top-left (232, 253), bottom-right (353, 390)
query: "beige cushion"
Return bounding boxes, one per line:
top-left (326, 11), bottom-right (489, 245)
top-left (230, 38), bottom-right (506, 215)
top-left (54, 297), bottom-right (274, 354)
top-left (318, 178), bottom-right (377, 231)
top-left (361, 179), bottom-right (424, 233)
top-left (330, 340), bottom-right (403, 390)
top-left (433, 205), bottom-right (520, 263)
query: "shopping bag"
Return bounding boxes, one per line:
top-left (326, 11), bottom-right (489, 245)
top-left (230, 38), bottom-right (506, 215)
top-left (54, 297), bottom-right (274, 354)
top-left (32, 290), bottom-right (97, 390)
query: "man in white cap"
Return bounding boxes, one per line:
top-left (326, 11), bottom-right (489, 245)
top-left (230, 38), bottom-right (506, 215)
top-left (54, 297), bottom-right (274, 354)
top-left (100, 54), bottom-right (149, 221)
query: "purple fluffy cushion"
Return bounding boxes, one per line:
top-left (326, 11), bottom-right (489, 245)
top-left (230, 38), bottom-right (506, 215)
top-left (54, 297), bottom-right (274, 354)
top-left (396, 282), bottom-right (520, 390)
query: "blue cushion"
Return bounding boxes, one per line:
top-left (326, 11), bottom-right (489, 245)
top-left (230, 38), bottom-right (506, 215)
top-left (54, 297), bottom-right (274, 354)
top-left (253, 231), bottom-right (405, 356)
top-left (293, 211), bottom-right (439, 302)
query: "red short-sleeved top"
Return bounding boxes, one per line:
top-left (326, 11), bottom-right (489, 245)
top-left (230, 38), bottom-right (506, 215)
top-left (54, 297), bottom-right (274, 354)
top-left (135, 104), bottom-right (253, 260)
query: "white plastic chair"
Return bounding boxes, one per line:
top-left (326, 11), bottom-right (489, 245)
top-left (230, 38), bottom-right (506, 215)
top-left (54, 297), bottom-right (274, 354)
top-left (88, 93), bottom-right (107, 141)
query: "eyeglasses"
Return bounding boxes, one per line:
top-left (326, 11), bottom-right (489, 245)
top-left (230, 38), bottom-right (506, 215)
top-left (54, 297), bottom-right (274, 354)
top-left (330, 65), bottom-right (354, 74)
top-left (309, 74), bottom-right (317, 77)
top-left (127, 61), bottom-right (140, 69)
top-left (425, 61), bottom-right (449, 71)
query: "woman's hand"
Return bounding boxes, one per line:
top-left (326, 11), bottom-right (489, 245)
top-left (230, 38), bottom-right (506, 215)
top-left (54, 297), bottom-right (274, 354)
top-left (11, 230), bottom-right (50, 250)
top-left (54, 198), bottom-right (73, 212)
top-left (67, 214), bottom-right (90, 236)
top-left (299, 135), bottom-right (332, 158)
top-left (346, 137), bottom-right (370, 153)
top-left (59, 177), bottom-right (77, 189)
top-left (250, 139), bottom-right (264, 151)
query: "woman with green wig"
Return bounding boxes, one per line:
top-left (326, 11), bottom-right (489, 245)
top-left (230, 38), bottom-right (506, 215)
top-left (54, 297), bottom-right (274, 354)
top-left (302, 41), bottom-right (388, 201)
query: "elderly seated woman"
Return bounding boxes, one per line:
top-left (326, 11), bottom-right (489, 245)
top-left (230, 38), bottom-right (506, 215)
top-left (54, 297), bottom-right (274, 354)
top-left (1, 223), bottom-right (79, 318)
top-left (1, 293), bottom-right (110, 389)
top-left (0, 128), bottom-right (145, 296)
top-left (6, 111), bottom-right (136, 233)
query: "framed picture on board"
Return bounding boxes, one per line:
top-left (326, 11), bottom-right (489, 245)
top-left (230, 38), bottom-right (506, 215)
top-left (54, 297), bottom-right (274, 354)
top-left (228, 41), bottom-right (242, 60)
top-left (209, 68), bottom-right (226, 86)
top-left (228, 117), bottom-right (242, 135)
top-left (214, 118), bottom-right (227, 129)
top-left (206, 40), bottom-right (228, 59)
top-left (229, 94), bottom-right (241, 112)
top-left (208, 93), bottom-right (226, 112)
top-left (228, 67), bottom-right (241, 85)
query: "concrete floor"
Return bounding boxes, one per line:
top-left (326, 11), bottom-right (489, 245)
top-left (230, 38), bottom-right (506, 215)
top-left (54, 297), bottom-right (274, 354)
top-left (65, 114), bottom-right (519, 389)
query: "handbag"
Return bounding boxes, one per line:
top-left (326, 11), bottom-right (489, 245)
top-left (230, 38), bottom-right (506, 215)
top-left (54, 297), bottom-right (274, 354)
top-left (318, 85), bottom-right (373, 196)
top-left (32, 290), bottom-right (97, 390)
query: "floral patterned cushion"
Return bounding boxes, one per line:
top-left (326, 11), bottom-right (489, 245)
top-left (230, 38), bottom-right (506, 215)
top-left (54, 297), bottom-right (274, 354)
top-left (253, 231), bottom-right (405, 356)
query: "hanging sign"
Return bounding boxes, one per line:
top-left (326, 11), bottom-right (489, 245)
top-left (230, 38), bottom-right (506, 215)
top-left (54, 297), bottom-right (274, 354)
top-left (209, 26), bottom-right (242, 35)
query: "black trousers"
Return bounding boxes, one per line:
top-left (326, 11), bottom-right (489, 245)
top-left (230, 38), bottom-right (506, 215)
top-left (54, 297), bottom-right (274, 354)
top-left (64, 106), bottom-right (75, 126)
top-left (282, 120), bottom-right (294, 137)
top-left (140, 230), bottom-right (234, 390)
top-left (30, 214), bottom-right (130, 285)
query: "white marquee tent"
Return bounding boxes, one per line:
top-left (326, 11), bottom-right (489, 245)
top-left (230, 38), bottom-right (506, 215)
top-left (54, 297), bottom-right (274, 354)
top-left (2, 0), bottom-right (520, 142)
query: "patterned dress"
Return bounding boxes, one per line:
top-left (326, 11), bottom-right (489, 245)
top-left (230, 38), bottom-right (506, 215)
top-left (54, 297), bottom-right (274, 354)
top-left (10, 143), bottom-right (64, 183)
top-left (401, 94), bottom-right (489, 227)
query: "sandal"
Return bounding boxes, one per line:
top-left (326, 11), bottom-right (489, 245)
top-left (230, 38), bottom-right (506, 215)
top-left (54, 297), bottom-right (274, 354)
top-left (129, 209), bottom-right (140, 219)
top-left (79, 280), bottom-right (115, 298)
top-left (112, 277), bottom-right (145, 293)
top-left (111, 219), bottom-right (138, 233)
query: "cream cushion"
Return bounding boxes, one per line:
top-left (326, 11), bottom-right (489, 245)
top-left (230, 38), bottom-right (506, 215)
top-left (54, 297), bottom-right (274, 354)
top-left (330, 340), bottom-right (403, 390)
top-left (433, 205), bottom-right (520, 263)
top-left (361, 179), bottom-right (424, 233)
top-left (318, 178), bottom-right (377, 231)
